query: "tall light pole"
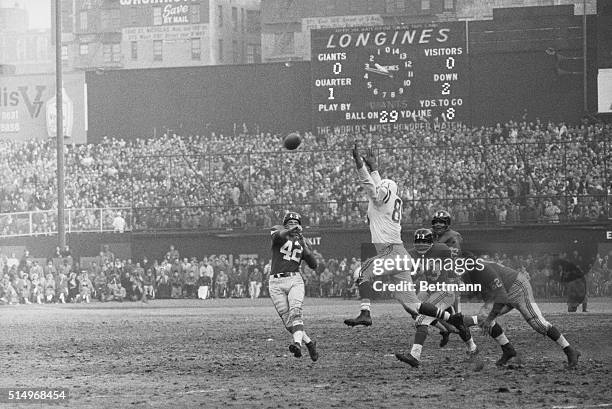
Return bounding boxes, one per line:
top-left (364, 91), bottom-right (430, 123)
top-left (55, 0), bottom-right (66, 249)
top-left (583, 0), bottom-right (588, 112)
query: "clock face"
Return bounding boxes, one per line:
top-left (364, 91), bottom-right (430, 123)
top-left (363, 46), bottom-right (413, 99)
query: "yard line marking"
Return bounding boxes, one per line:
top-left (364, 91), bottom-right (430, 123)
top-left (553, 404), bottom-right (612, 409)
top-left (184, 389), bottom-right (227, 394)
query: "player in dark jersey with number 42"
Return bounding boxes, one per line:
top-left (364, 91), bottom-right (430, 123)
top-left (269, 212), bottom-right (319, 361)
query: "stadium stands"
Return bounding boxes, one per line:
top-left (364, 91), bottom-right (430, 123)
top-left (0, 120), bottom-right (609, 236)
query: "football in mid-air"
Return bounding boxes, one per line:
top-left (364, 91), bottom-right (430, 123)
top-left (283, 132), bottom-right (301, 150)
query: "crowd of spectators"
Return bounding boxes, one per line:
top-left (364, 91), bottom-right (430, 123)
top-left (1, 243), bottom-right (610, 306)
top-left (0, 119), bottom-right (610, 235)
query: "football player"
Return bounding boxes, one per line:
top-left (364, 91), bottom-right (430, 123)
top-left (269, 212), bottom-right (319, 361)
top-left (343, 144), bottom-right (468, 336)
top-left (454, 258), bottom-right (581, 368)
top-left (431, 210), bottom-right (464, 343)
top-left (395, 229), bottom-right (478, 367)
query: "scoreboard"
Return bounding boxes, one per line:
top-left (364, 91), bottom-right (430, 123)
top-left (311, 22), bottom-right (469, 130)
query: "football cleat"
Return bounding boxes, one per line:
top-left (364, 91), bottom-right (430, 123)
top-left (344, 310), bottom-right (372, 327)
top-left (306, 340), bottom-right (319, 362)
top-left (496, 344), bottom-right (517, 366)
top-left (466, 346), bottom-right (480, 360)
top-left (439, 331), bottom-right (451, 348)
top-left (564, 346), bottom-right (580, 369)
top-left (289, 342), bottom-right (302, 358)
top-left (395, 353), bottom-right (420, 367)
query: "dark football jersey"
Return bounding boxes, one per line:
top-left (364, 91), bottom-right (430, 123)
top-left (270, 225), bottom-right (308, 275)
top-left (408, 243), bottom-right (453, 284)
top-left (460, 261), bottom-right (519, 302)
top-left (434, 229), bottom-right (463, 256)
top-left (549, 259), bottom-right (585, 282)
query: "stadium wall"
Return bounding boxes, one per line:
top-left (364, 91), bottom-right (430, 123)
top-left (1, 227), bottom-right (605, 265)
top-left (85, 62), bottom-right (313, 143)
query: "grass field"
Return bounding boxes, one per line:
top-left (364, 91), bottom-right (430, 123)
top-left (1, 297), bottom-right (611, 408)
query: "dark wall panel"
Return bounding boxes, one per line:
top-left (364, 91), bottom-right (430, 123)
top-left (86, 62), bottom-right (313, 143)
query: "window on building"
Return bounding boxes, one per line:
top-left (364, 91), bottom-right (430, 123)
top-left (385, 0), bottom-right (394, 13)
top-left (130, 7), bottom-right (138, 24)
top-left (153, 7), bottom-right (162, 25)
top-left (246, 44), bottom-right (260, 63)
top-left (112, 9), bottom-right (120, 28)
top-left (79, 11), bottom-right (88, 31)
top-left (153, 40), bottom-right (163, 61)
top-left (16, 38), bottom-right (25, 60)
top-left (246, 10), bottom-right (260, 33)
top-left (191, 38), bottom-right (201, 60)
top-left (218, 39), bottom-right (223, 62)
top-left (396, 0), bottom-right (406, 14)
top-left (101, 9), bottom-right (111, 30)
top-left (112, 43), bottom-right (121, 62)
top-left (61, 45), bottom-right (68, 61)
top-left (103, 44), bottom-right (112, 62)
top-left (232, 7), bottom-right (238, 31)
top-left (444, 0), bottom-right (454, 10)
top-left (79, 43), bottom-right (89, 55)
top-left (241, 8), bottom-right (245, 33)
top-left (37, 37), bottom-right (48, 59)
top-left (218, 5), bottom-right (223, 27)
top-left (131, 41), bottom-right (138, 60)
top-left (232, 39), bottom-right (239, 63)
top-left (421, 0), bottom-right (430, 10)
top-left (190, 5), bottom-right (200, 23)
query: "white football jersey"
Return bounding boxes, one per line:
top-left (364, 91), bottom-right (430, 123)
top-left (357, 165), bottom-right (403, 244)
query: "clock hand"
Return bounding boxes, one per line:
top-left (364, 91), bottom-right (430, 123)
top-left (364, 67), bottom-right (393, 78)
top-left (374, 63), bottom-right (389, 73)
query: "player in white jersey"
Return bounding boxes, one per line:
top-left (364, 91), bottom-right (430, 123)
top-left (344, 144), bottom-right (469, 336)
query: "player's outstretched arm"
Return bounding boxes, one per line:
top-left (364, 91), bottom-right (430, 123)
top-left (364, 147), bottom-right (383, 186)
top-left (271, 224), bottom-right (302, 242)
top-left (353, 143), bottom-right (380, 200)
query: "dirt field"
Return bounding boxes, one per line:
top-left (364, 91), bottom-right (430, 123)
top-left (1, 298), bottom-right (611, 409)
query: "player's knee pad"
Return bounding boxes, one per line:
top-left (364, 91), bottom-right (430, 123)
top-left (416, 324), bottom-right (429, 336)
top-left (527, 317), bottom-right (550, 335)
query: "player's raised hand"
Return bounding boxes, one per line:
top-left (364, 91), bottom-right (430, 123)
top-left (363, 147), bottom-right (377, 172)
top-left (352, 143), bottom-right (364, 168)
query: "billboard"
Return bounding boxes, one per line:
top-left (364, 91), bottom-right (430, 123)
top-left (598, 68), bottom-right (612, 113)
top-left (0, 72), bottom-right (86, 144)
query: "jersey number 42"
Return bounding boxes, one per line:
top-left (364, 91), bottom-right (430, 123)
top-left (280, 240), bottom-right (302, 262)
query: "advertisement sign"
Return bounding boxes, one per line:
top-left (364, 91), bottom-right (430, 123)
top-left (0, 73), bottom-right (86, 144)
top-left (45, 88), bottom-right (74, 138)
top-left (122, 23), bottom-right (208, 41)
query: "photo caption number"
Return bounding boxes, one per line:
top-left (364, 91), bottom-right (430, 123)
top-left (280, 241), bottom-right (302, 262)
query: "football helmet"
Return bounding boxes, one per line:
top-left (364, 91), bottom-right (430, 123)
top-left (283, 211), bottom-right (302, 226)
top-left (431, 210), bottom-right (451, 234)
top-left (414, 228), bottom-right (434, 254)
top-left (379, 179), bottom-right (398, 197)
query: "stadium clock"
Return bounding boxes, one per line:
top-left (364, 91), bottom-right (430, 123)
top-left (311, 22), bottom-right (470, 132)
